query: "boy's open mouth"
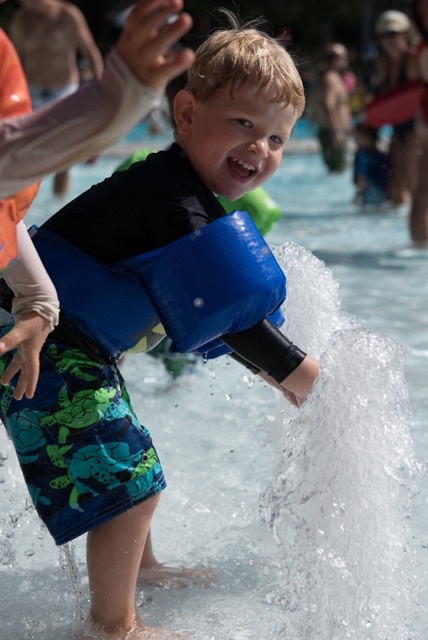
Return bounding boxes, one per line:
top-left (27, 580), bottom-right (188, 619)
top-left (228, 157), bottom-right (257, 178)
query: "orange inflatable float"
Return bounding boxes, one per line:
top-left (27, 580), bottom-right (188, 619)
top-left (0, 29), bottom-right (40, 270)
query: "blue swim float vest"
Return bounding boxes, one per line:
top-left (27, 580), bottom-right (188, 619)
top-left (32, 211), bottom-right (286, 361)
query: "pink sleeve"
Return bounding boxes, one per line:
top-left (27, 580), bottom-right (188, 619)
top-left (0, 49), bottom-right (162, 198)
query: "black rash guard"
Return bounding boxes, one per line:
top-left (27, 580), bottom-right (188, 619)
top-left (40, 143), bottom-right (306, 382)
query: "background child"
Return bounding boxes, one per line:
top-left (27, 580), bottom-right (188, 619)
top-left (0, 11), bottom-right (319, 640)
top-left (353, 122), bottom-right (390, 207)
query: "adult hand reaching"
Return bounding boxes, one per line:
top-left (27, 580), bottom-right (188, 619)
top-left (0, 311), bottom-right (51, 400)
top-left (116, 0), bottom-right (195, 91)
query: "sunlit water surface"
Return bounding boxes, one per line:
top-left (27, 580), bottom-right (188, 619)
top-left (0, 127), bottom-right (427, 639)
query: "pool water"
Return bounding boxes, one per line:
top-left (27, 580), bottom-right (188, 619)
top-left (0, 136), bottom-right (427, 639)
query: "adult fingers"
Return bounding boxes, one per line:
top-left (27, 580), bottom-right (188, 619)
top-left (0, 325), bottom-right (22, 356)
top-left (122, 0), bottom-right (187, 42)
top-left (145, 11), bottom-right (194, 56)
top-left (1, 353), bottom-right (38, 400)
top-left (117, 1), bottom-right (194, 89)
top-left (17, 357), bottom-right (39, 400)
top-left (147, 45), bottom-right (194, 89)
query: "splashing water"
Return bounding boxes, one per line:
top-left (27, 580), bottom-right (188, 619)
top-left (0, 228), bottom-right (424, 639)
top-left (260, 243), bottom-right (421, 639)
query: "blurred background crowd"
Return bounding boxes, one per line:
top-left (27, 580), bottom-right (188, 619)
top-left (1, 0), bottom-right (428, 241)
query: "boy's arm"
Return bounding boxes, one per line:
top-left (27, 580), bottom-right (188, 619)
top-left (0, 0), bottom-right (194, 198)
top-left (228, 351), bottom-right (302, 407)
top-left (222, 319), bottom-right (319, 404)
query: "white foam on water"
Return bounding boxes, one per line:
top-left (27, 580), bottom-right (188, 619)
top-left (260, 243), bottom-right (422, 639)
top-left (0, 152), bottom-right (427, 638)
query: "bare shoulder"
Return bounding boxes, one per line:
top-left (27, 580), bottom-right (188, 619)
top-left (406, 50), bottom-right (421, 81)
top-left (319, 69), bottom-right (336, 87)
top-left (323, 69), bottom-right (344, 89)
top-left (60, 0), bottom-right (89, 24)
top-left (419, 46), bottom-right (428, 81)
top-left (10, 7), bottom-right (28, 29)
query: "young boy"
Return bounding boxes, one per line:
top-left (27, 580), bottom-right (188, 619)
top-left (353, 122), bottom-right (389, 207)
top-left (0, 12), bottom-right (319, 640)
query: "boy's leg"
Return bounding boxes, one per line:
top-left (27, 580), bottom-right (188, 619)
top-left (53, 170), bottom-right (70, 197)
top-left (86, 495), bottom-right (160, 637)
top-left (138, 528), bottom-right (218, 589)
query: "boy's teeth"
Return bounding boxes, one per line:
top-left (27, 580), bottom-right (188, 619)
top-left (233, 158), bottom-right (254, 171)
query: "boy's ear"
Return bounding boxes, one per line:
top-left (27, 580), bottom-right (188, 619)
top-left (173, 89), bottom-right (197, 135)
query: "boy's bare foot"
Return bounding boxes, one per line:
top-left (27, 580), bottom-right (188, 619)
top-left (76, 618), bottom-right (189, 639)
top-left (138, 562), bottom-right (218, 589)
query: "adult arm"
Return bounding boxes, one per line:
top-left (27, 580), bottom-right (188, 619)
top-left (69, 3), bottom-right (104, 80)
top-left (0, 0), bottom-right (194, 198)
top-left (0, 221), bottom-right (60, 399)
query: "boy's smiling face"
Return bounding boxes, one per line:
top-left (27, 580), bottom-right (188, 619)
top-left (174, 80), bottom-right (298, 201)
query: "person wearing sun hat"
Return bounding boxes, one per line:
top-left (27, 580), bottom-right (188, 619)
top-left (409, 0), bottom-right (428, 246)
top-left (375, 10), bottom-right (412, 36)
top-left (367, 9), bottom-right (419, 205)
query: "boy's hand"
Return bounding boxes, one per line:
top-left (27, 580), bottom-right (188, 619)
top-left (258, 371), bottom-right (301, 407)
top-left (0, 311), bottom-right (51, 400)
top-left (116, 0), bottom-right (195, 92)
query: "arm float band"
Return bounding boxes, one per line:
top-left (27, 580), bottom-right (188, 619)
top-left (193, 306), bottom-right (285, 360)
top-left (364, 79), bottom-right (424, 127)
top-left (32, 211), bottom-right (286, 359)
top-left (120, 210), bottom-right (286, 354)
top-left (0, 30), bottom-right (40, 270)
top-left (31, 227), bottom-right (165, 359)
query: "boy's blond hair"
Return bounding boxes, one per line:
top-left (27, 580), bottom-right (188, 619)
top-left (186, 11), bottom-right (305, 117)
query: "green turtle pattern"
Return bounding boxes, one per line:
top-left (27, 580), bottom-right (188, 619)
top-left (0, 337), bottom-right (166, 545)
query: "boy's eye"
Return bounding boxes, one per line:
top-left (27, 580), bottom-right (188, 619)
top-left (237, 118), bottom-right (252, 128)
top-left (270, 135), bottom-right (284, 146)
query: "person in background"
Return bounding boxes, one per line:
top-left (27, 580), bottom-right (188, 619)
top-left (10, 0), bottom-right (104, 196)
top-left (368, 10), bottom-right (419, 205)
top-left (409, 0), bottom-right (428, 245)
top-left (352, 122), bottom-right (389, 207)
top-left (0, 0), bottom-right (195, 402)
top-left (308, 42), bottom-right (353, 173)
top-left (0, 12), bottom-right (319, 639)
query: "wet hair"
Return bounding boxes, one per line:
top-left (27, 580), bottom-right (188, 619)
top-left (185, 9), bottom-right (305, 117)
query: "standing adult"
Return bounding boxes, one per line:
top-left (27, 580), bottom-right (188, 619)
top-left (0, 0), bottom-right (195, 399)
top-left (409, 0), bottom-right (428, 245)
top-left (308, 43), bottom-right (353, 173)
top-left (9, 0), bottom-right (104, 196)
top-left (368, 10), bottom-right (419, 205)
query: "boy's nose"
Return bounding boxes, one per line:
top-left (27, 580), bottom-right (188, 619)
top-left (248, 137), bottom-right (268, 157)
